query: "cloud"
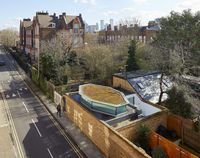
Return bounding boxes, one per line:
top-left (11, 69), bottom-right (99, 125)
top-left (74, 0), bottom-right (97, 5)
top-left (174, 0), bottom-right (200, 12)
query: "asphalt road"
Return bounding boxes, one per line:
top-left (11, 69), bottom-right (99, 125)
top-left (0, 50), bottom-right (83, 158)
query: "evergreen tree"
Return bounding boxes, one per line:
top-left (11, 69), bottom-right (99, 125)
top-left (165, 87), bottom-right (192, 118)
top-left (126, 40), bottom-right (139, 71)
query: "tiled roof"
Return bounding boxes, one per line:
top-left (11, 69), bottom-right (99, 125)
top-left (64, 15), bottom-right (76, 24)
top-left (147, 25), bottom-right (161, 31)
top-left (37, 14), bottom-right (54, 28)
top-left (23, 21), bottom-right (32, 28)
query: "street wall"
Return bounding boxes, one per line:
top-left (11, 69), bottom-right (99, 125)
top-left (64, 95), bottom-right (151, 158)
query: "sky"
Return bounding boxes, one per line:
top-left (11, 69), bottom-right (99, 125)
top-left (0, 0), bottom-right (200, 30)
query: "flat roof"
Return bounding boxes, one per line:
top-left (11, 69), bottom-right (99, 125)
top-left (81, 84), bottom-right (126, 105)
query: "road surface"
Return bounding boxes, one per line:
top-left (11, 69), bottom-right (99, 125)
top-left (0, 49), bottom-right (84, 158)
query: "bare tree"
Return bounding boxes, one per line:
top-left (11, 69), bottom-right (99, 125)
top-left (77, 41), bottom-right (128, 82)
top-left (40, 31), bottom-right (83, 84)
top-left (0, 28), bottom-right (18, 47)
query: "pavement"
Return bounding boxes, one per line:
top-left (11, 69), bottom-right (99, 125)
top-left (4, 50), bottom-right (105, 158)
top-left (0, 88), bottom-right (17, 158)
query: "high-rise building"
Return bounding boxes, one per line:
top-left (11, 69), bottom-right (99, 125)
top-left (110, 19), bottom-right (114, 31)
top-left (87, 25), bottom-right (97, 33)
top-left (100, 20), bottom-right (104, 30)
top-left (105, 23), bottom-right (109, 31)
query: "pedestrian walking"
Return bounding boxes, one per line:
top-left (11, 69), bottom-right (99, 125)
top-left (56, 103), bottom-right (61, 117)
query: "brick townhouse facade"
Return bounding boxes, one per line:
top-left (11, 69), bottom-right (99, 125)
top-left (98, 22), bottom-right (160, 44)
top-left (19, 12), bottom-right (85, 63)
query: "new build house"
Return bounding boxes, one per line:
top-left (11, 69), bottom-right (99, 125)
top-left (61, 72), bottom-right (198, 158)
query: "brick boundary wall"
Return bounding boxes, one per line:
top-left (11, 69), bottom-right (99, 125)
top-left (113, 76), bottom-right (135, 93)
top-left (116, 111), bottom-right (168, 141)
top-left (64, 95), bottom-right (151, 158)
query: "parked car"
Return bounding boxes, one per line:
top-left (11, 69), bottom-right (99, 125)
top-left (0, 60), bottom-right (6, 66)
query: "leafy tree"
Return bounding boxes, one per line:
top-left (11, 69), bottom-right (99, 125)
top-left (165, 86), bottom-right (192, 118)
top-left (141, 10), bottom-right (200, 104)
top-left (126, 40), bottom-right (139, 71)
top-left (152, 146), bottom-right (168, 158)
top-left (40, 53), bottom-right (57, 81)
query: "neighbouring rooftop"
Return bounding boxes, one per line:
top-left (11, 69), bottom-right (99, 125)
top-left (114, 70), bottom-right (172, 103)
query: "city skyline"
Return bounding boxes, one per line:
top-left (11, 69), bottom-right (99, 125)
top-left (0, 0), bottom-right (200, 30)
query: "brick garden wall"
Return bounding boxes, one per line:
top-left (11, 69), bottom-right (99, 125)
top-left (112, 76), bottom-right (135, 92)
top-left (116, 111), bottom-right (168, 141)
top-left (64, 95), bottom-right (151, 158)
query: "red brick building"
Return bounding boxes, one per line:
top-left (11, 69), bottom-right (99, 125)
top-left (19, 12), bottom-right (85, 63)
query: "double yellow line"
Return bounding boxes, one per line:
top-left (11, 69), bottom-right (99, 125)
top-left (0, 85), bottom-right (25, 158)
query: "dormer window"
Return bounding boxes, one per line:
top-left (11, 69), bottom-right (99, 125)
top-left (137, 82), bottom-right (144, 89)
top-left (49, 23), bottom-right (56, 28)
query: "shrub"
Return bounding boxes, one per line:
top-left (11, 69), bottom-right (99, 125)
top-left (152, 146), bottom-right (168, 158)
top-left (135, 124), bottom-right (150, 152)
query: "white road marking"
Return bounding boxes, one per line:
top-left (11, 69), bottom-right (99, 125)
top-left (22, 102), bottom-right (29, 113)
top-left (31, 119), bottom-right (42, 137)
top-left (47, 148), bottom-right (54, 158)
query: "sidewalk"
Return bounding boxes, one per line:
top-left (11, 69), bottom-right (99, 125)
top-left (0, 86), bottom-right (17, 158)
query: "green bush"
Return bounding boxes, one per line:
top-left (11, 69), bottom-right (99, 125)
top-left (31, 67), bottom-right (39, 85)
top-left (135, 124), bottom-right (150, 153)
top-left (152, 146), bottom-right (168, 158)
top-left (39, 76), bottom-right (47, 93)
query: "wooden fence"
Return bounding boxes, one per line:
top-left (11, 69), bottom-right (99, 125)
top-left (150, 132), bottom-right (198, 158)
top-left (167, 114), bottom-right (200, 152)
